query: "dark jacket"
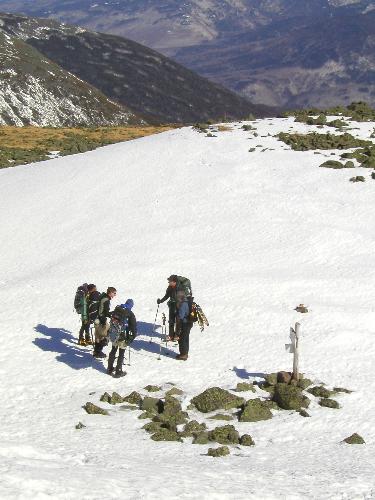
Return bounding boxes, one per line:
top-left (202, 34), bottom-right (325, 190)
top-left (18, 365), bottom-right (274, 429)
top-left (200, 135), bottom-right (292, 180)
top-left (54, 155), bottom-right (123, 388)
top-left (126, 310), bottom-right (137, 343)
top-left (88, 290), bottom-right (101, 323)
top-left (98, 293), bottom-right (112, 325)
top-left (159, 286), bottom-right (177, 305)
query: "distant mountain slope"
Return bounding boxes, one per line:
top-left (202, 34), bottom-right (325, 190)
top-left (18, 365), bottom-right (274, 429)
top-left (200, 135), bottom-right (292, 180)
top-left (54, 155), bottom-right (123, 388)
top-left (0, 13), bottom-right (269, 124)
top-left (2, 0), bottom-right (373, 109)
top-left (0, 30), bottom-right (141, 126)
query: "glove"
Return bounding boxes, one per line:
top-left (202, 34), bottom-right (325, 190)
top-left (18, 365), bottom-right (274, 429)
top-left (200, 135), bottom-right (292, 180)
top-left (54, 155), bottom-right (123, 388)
top-left (157, 298), bottom-right (161, 304)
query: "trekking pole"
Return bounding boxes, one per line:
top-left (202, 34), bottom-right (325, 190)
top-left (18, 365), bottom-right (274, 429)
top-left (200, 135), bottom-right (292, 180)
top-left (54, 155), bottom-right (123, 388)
top-left (89, 325), bottom-right (95, 348)
top-left (157, 312), bottom-right (166, 360)
top-left (128, 345), bottom-right (131, 366)
top-left (150, 303), bottom-right (160, 343)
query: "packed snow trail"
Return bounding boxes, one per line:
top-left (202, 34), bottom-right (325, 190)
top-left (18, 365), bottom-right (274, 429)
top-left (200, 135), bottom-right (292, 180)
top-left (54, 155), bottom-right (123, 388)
top-left (0, 119), bottom-right (374, 499)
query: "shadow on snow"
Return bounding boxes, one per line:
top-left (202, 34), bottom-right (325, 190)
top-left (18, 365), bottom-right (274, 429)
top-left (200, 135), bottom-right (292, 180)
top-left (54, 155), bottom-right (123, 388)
top-left (33, 321), bottom-right (176, 371)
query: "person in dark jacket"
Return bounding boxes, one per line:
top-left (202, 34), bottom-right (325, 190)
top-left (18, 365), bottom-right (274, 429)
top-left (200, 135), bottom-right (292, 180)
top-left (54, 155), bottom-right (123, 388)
top-left (93, 286), bottom-right (117, 358)
top-left (77, 283), bottom-right (89, 346)
top-left (175, 291), bottom-right (193, 360)
top-left (107, 299), bottom-right (137, 378)
top-left (157, 275), bottom-right (178, 341)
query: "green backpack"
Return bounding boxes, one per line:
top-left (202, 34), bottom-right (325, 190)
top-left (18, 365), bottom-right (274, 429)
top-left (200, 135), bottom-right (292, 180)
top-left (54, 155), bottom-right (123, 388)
top-left (176, 276), bottom-right (192, 297)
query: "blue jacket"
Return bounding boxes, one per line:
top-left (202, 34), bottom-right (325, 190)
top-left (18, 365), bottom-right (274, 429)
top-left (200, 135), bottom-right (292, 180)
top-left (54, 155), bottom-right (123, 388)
top-left (178, 300), bottom-right (190, 323)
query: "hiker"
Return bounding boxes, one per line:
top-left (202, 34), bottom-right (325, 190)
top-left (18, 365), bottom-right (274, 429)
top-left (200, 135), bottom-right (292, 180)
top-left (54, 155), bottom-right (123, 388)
top-left (74, 283), bottom-right (89, 346)
top-left (157, 275), bottom-right (192, 341)
top-left (86, 284), bottom-right (101, 344)
top-left (93, 286), bottom-right (117, 358)
top-left (107, 299), bottom-right (137, 378)
top-left (175, 291), bottom-right (193, 361)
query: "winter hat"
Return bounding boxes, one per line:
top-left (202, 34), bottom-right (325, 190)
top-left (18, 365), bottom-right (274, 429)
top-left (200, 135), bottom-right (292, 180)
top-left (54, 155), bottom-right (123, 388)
top-left (123, 298), bottom-right (134, 310)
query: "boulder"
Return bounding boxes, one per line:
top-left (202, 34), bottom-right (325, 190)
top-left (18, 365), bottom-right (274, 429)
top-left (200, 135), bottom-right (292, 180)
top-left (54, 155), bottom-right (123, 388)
top-left (319, 398), bottom-right (340, 409)
top-left (207, 446), bottom-right (230, 457)
top-left (297, 378), bottom-right (313, 390)
top-left (264, 373), bottom-right (277, 386)
top-left (180, 420), bottom-right (207, 437)
top-left (100, 392), bottom-right (111, 403)
top-left (151, 429), bottom-right (182, 442)
top-left (163, 396), bottom-right (182, 415)
top-left (240, 434), bottom-right (255, 446)
top-left (234, 382), bottom-right (256, 393)
top-left (208, 414), bottom-right (234, 421)
top-left (277, 371), bottom-right (292, 384)
top-left (192, 432), bottom-right (210, 444)
top-left (208, 425), bottom-right (240, 445)
top-left (333, 387), bottom-right (352, 394)
top-left (83, 402), bottom-right (109, 416)
top-left (123, 391), bottom-right (143, 405)
top-left (191, 387), bottom-right (245, 413)
top-left (343, 433), bottom-right (365, 445)
top-left (141, 397), bottom-right (164, 414)
top-left (144, 385), bottom-right (161, 392)
top-left (109, 392), bottom-right (123, 405)
top-left (75, 422), bottom-right (86, 429)
top-left (153, 411), bottom-right (188, 427)
top-left (165, 388), bottom-right (184, 397)
top-left (143, 422), bottom-right (163, 434)
top-left (299, 410), bottom-right (310, 418)
top-left (138, 412), bottom-right (154, 420)
top-left (239, 398), bottom-right (273, 422)
top-left (307, 386), bottom-right (333, 399)
top-left (272, 384), bottom-right (310, 411)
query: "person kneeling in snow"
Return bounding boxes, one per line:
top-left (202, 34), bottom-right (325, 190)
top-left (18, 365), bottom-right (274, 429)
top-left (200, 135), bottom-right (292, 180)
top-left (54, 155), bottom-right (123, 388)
top-left (107, 299), bottom-right (137, 378)
top-left (175, 291), bottom-right (193, 361)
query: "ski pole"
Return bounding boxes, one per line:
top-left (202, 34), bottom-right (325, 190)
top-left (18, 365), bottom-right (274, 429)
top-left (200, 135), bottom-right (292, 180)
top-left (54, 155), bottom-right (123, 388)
top-left (90, 325), bottom-right (95, 348)
top-left (128, 345), bottom-right (131, 366)
top-left (158, 313), bottom-right (166, 360)
top-left (150, 303), bottom-right (160, 343)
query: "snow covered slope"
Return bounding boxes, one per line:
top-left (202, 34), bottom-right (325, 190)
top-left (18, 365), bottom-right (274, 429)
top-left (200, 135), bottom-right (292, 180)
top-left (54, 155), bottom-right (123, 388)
top-left (0, 118), bottom-right (375, 498)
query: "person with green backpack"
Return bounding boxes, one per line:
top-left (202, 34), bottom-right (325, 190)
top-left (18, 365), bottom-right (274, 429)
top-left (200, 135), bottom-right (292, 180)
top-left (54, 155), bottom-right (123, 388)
top-left (157, 275), bottom-right (192, 341)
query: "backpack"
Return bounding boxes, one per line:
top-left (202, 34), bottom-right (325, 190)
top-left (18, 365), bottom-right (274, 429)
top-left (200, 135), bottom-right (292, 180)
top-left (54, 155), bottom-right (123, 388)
top-left (74, 285), bottom-right (87, 314)
top-left (109, 305), bottom-right (130, 343)
top-left (187, 298), bottom-right (198, 323)
top-left (176, 276), bottom-right (192, 297)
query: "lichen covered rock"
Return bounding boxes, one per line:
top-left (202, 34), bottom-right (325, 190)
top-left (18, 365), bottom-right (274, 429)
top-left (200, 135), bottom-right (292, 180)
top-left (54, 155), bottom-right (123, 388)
top-left (144, 385), bottom-right (162, 392)
top-left (100, 392), bottom-right (111, 403)
top-left (109, 392), bottom-right (123, 405)
top-left (208, 414), bottom-right (234, 421)
top-left (234, 382), bottom-right (256, 393)
top-left (165, 388), bottom-right (184, 397)
top-left (192, 431), bottom-right (210, 444)
top-left (343, 433), bottom-right (365, 445)
top-left (239, 398), bottom-right (273, 422)
top-left (75, 422), bottom-right (86, 429)
top-left (272, 384), bottom-right (310, 411)
top-left (208, 425), bottom-right (240, 445)
top-left (299, 409), bottom-right (310, 417)
top-left (264, 373), bottom-right (277, 386)
top-left (151, 429), bottom-right (182, 442)
top-left (307, 386), bottom-right (333, 399)
top-left (123, 391), bottom-right (143, 405)
top-left (333, 387), bottom-right (352, 394)
top-left (143, 421), bottom-right (163, 434)
top-left (191, 387), bottom-right (245, 413)
top-left (163, 396), bottom-right (182, 415)
top-left (319, 398), bottom-right (340, 409)
top-left (180, 420), bottom-right (207, 437)
top-left (207, 446), bottom-right (230, 457)
top-left (84, 402), bottom-right (109, 415)
top-left (240, 434), bottom-right (255, 446)
top-left (141, 397), bottom-right (164, 414)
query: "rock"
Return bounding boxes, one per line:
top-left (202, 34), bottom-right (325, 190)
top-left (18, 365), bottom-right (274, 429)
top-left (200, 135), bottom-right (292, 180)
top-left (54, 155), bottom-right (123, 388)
top-left (163, 396), bottom-right (182, 415)
top-left (186, 404), bottom-right (195, 410)
top-left (238, 398), bottom-right (273, 422)
top-left (208, 425), bottom-right (240, 445)
top-left (180, 420), bottom-right (207, 437)
top-left (240, 434), bottom-right (255, 446)
top-left (333, 387), bottom-right (352, 394)
top-left (207, 446), bottom-right (230, 457)
top-left (234, 382), bottom-right (256, 392)
top-left (151, 429), bottom-right (182, 442)
top-left (75, 422), bottom-right (86, 429)
top-left (141, 397), bottom-right (164, 414)
top-left (191, 387), bottom-right (245, 413)
top-left (320, 160), bottom-right (346, 169)
top-left (264, 373), bottom-right (278, 386)
top-left (371, 171), bottom-right (375, 180)
top-left (123, 391), bottom-right (143, 405)
top-left (262, 400), bottom-right (280, 411)
top-left (299, 410), bottom-right (310, 417)
top-left (319, 398), bottom-right (340, 409)
top-left (100, 392), bottom-right (111, 403)
top-left (208, 414), bottom-right (234, 421)
top-left (272, 384), bottom-right (310, 411)
top-left (138, 412), bottom-right (154, 420)
top-left (109, 392), bottom-right (123, 405)
top-left (343, 433), bottom-right (365, 445)
top-left (277, 371), bottom-right (292, 384)
top-left (144, 385), bottom-right (162, 392)
top-left (261, 385), bottom-right (275, 396)
top-left (143, 422), bottom-right (163, 434)
top-left (295, 304), bottom-right (309, 313)
top-left (297, 378), bottom-right (313, 390)
top-left (344, 161), bottom-right (355, 168)
top-left (165, 388), bottom-right (184, 397)
top-left (349, 176), bottom-right (365, 182)
top-left (119, 405), bottom-right (139, 411)
top-left (192, 432), bottom-right (210, 444)
top-left (307, 386), bottom-right (333, 399)
top-left (83, 402), bottom-right (109, 415)
top-left (153, 411), bottom-right (189, 427)
top-left (249, 148), bottom-right (256, 152)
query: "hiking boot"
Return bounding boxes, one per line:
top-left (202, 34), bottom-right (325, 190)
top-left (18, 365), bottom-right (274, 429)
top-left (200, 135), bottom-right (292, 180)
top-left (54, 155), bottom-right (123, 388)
top-left (107, 367), bottom-right (114, 375)
top-left (176, 354), bottom-right (188, 361)
top-left (93, 351), bottom-right (106, 359)
top-left (85, 337), bottom-right (92, 345)
top-left (113, 369), bottom-right (127, 378)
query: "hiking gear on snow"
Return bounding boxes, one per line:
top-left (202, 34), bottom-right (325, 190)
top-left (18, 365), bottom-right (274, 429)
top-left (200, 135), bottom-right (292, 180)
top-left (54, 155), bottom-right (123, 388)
top-left (93, 351), bottom-right (106, 359)
top-left (176, 353), bottom-right (188, 361)
top-left (196, 304), bottom-right (209, 332)
top-left (74, 284), bottom-right (88, 314)
top-left (113, 369), bottom-right (126, 378)
top-left (109, 302), bottom-right (136, 346)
